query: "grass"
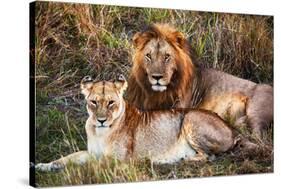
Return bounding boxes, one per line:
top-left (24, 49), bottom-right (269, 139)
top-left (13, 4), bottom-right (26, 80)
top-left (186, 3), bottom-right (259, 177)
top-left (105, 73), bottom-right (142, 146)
top-left (33, 1), bottom-right (273, 187)
top-left (35, 149), bottom-right (273, 187)
top-left (35, 144), bottom-right (273, 187)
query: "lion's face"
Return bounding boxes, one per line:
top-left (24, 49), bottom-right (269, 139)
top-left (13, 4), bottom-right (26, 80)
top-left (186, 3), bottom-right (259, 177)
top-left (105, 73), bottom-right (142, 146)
top-left (81, 76), bottom-right (127, 128)
top-left (132, 24), bottom-right (192, 94)
top-left (141, 38), bottom-right (177, 92)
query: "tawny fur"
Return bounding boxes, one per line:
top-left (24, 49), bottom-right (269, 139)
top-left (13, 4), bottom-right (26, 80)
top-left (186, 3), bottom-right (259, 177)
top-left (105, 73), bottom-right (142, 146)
top-left (36, 78), bottom-right (254, 171)
top-left (198, 92), bottom-right (248, 128)
top-left (127, 23), bottom-right (273, 137)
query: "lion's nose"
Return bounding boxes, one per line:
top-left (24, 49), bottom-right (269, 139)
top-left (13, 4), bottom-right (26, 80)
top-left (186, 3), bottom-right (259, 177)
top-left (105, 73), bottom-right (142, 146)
top-left (152, 74), bottom-right (163, 81)
top-left (97, 117), bottom-right (107, 124)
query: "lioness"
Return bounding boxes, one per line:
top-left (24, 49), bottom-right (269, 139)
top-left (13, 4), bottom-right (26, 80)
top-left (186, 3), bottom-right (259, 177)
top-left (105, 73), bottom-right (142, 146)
top-left (36, 76), bottom-right (254, 171)
top-left (127, 23), bottom-right (273, 138)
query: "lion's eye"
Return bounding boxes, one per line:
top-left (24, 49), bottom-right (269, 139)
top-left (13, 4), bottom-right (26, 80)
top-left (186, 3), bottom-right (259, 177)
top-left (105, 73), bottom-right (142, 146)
top-left (145, 53), bottom-right (151, 61)
top-left (108, 100), bottom-right (115, 107)
top-left (91, 100), bottom-right (97, 106)
top-left (164, 54), bottom-right (170, 62)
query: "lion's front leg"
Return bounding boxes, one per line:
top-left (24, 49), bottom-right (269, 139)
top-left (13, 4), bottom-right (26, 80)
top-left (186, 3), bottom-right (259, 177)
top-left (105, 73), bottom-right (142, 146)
top-left (35, 150), bottom-right (91, 172)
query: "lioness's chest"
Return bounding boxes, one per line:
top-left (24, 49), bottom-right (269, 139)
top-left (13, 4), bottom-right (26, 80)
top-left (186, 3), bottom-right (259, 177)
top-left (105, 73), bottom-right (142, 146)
top-left (87, 136), bottom-right (105, 158)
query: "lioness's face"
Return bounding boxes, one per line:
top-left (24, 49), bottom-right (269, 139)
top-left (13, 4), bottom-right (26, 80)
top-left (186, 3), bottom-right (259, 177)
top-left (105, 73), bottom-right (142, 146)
top-left (81, 77), bottom-right (127, 128)
top-left (140, 38), bottom-right (177, 92)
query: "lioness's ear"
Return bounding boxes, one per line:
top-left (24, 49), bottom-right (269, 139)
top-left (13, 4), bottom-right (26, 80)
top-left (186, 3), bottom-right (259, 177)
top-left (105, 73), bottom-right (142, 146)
top-left (173, 31), bottom-right (186, 49)
top-left (132, 32), bottom-right (141, 48)
top-left (114, 74), bottom-right (128, 96)
top-left (81, 76), bottom-right (94, 96)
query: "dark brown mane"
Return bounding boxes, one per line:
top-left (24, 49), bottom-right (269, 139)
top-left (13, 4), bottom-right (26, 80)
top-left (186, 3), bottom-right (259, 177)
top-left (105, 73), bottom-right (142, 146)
top-left (127, 23), bottom-right (198, 110)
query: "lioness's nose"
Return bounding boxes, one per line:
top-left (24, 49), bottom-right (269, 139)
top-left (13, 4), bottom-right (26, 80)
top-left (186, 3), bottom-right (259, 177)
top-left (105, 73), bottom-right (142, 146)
top-left (152, 74), bottom-right (163, 81)
top-left (97, 117), bottom-right (107, 124)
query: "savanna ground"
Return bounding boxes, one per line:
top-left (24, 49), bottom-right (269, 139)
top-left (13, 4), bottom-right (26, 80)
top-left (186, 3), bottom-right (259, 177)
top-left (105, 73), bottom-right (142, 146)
top-left (33, 1), bottom-right (274, 187)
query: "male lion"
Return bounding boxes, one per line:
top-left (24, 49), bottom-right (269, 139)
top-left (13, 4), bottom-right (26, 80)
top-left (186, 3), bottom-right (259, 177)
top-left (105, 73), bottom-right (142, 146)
top-left (127, 23), bottom-right (273, 138)
top-left (36, 76), bottom-right (254, 171)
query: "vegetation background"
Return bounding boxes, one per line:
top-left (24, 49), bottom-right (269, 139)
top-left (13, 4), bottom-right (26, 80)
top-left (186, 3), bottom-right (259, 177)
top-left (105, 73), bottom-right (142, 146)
top-left (34, 1), bottom-right (273, 187)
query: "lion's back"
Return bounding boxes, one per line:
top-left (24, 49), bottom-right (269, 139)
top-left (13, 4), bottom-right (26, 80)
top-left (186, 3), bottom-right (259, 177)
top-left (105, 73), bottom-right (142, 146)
top-left (201, 68), bottom-right (258, 96)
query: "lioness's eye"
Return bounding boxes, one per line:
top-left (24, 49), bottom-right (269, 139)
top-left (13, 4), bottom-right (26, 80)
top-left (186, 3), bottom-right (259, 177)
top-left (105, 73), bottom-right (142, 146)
top-left (91, 100), bottom-right (97, 106)
top-left (164, 54), bottom-right (170, 61)
top-left (145, 53), bottom-right (151, 61)
top-left (108, 100), bottom-right (115, 107)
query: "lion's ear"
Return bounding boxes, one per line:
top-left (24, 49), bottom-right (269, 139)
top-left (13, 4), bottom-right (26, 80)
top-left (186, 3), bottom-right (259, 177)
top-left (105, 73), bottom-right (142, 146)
top-left (132, 32), bottom-right (141, 48)
top-left (173, 31), bottom-right (186, 49)
top-left (81, 76), bottom-right (94, 96)
top-left (114, 74), bottom-right (128, 96)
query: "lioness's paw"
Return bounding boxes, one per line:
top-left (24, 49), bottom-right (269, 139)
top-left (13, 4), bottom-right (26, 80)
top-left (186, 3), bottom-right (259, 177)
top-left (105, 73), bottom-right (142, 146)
top-left (35, 162), bottom-right (64, 172)
top-left (35, 163), bottom-right (52, 172)
top-left (50, 162), bottom-right (65, 171)
top-left (153, 158), bottom-right (175, 165)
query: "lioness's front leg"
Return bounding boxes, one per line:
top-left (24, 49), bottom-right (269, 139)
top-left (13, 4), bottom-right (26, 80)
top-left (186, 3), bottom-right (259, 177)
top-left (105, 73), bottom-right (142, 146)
top-left (35, 151), bottom-right (92, 172)
top-left (36, 118), bottom-right (102, 172)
